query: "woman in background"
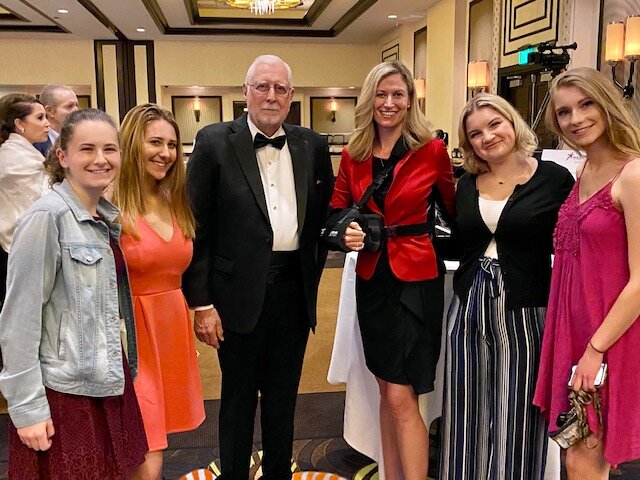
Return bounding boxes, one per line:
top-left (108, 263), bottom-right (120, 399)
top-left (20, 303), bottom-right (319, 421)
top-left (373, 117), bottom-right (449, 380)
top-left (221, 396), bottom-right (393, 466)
top-left (330, 60), bottom-right (455, 480)
top-left (0, 93), bottom-right (50, 306)
top-left (0, 108), bottom-right (147, 478)
top-left (440, 93), bottom-right (574, 479)
top-left (114, 103), bottom-right (205, 480)
top-left (534, 67), bottom-right (640, 478)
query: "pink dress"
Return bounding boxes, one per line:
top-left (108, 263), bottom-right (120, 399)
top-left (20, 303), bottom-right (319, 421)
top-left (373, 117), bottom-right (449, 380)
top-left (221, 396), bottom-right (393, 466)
top-left (120, 217), bottom-right (205, 451)
top-left (533, 178), bottom-right (640, 467)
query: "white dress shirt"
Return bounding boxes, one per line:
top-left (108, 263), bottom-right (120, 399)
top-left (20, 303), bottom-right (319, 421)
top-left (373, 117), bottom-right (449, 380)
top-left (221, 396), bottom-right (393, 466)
top-left (48, 129), bottom-right (59, 146)
top-left (247, 118), bottom-right (299, 251)
top-left (0, 133), bottom-right (50, 252)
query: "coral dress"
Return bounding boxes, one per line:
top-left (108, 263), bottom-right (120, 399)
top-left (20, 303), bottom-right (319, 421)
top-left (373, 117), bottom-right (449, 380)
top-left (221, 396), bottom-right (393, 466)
top-left (533, 178), bottom-right (640, 467)
top-left (120, 217), bottom-right (205, 451)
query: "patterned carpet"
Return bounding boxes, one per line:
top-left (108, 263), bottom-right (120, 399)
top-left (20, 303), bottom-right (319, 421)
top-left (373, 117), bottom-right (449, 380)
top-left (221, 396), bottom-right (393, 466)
top-left (1, 392), bottom-right (640, 479)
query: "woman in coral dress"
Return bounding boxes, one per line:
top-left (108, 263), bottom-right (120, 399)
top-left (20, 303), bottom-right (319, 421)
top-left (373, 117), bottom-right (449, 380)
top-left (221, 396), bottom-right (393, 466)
top-left (114, 104), bottom-right (205, 480)
top-left (534, 68), bottom-right (640, 479)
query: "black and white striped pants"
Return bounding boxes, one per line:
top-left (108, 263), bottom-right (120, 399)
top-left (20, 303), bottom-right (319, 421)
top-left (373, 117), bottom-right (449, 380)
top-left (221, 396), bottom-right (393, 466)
top-left (439, 258), bottom-right (547, 480)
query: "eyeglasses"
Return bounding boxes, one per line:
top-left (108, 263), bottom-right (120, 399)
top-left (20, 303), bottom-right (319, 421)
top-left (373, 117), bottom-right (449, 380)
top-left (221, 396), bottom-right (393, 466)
top-left (246, 82), bottom-right (291, 96)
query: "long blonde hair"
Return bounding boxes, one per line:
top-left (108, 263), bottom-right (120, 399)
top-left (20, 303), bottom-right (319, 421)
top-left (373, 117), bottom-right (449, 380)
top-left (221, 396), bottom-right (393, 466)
top-left (347, 61), bottom-right (434, 162)
top-left (114, 103), bottom-right (195, 238)
top-left (545, 67), bottom-right (640, 158)
top-left (458, 93), bottom-right (538, 174)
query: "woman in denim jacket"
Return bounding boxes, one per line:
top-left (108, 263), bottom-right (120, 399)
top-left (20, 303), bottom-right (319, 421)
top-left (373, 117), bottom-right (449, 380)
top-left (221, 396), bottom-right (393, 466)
top-left (0, 109), bottom-right (148, 478)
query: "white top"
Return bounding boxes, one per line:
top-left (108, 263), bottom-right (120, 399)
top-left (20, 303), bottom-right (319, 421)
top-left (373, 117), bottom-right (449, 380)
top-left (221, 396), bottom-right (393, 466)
top-left (0, 133), bottom-right (50, 251)
top-left (478, 196), bottom-right (507, 259)
top-left (247, 117), bottom-right (299, 251)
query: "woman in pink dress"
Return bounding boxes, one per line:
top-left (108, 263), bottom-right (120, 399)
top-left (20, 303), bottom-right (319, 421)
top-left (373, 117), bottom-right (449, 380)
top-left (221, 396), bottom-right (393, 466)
top-left (534, 67), bottom-right (640, 478)
top-left (114, 104), bottom-right (205, 480)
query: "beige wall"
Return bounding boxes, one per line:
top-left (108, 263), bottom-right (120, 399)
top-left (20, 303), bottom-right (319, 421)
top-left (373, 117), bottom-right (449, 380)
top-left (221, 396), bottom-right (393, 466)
top-left (154, 41), bottom-right (379, 92)
top-left (426, 0), bottom-right (457, 142)
top-left (0, 39), bottom-right (96, 105)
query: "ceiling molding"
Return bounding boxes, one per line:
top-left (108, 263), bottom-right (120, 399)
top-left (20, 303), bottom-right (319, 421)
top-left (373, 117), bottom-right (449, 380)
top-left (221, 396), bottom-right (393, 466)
top-left (0, 3), bottom-right (28, 22)
top-left (0, 1), bottom-right (70, 34)
top-left (186, 0), bottom-right (331, 27)
top-left (331, 0), bottom-right (377, 36)
top-left (0, 24), bottom-right (66, 33)
top-left (142, 0), bottom-right (379, 38)
top-left (77, 0), bottom-right (128, 40)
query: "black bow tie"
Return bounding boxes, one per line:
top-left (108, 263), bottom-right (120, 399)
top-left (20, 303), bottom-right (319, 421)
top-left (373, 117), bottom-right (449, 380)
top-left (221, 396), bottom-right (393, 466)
top-left (254, 132), bottom-right (287, 150)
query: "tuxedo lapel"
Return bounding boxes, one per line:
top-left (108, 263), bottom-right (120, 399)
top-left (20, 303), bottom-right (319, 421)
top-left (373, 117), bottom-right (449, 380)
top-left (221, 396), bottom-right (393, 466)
top-left (285, 126), bottom-right (309, 233)
top-left (229, 119), bottom-right (270, 222)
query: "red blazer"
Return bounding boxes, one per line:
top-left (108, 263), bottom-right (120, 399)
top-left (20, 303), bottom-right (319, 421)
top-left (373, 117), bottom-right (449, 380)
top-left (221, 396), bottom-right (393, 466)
top-left (330, 138), bottom-right (455, 281)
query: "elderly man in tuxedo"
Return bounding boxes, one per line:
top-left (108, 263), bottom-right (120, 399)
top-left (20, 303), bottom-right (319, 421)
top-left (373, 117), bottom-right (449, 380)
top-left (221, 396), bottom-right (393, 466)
top-left (183, 54), bottom-right (334, 480)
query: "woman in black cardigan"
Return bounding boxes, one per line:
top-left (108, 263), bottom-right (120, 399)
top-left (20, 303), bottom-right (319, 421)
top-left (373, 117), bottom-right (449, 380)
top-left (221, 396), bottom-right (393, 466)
top-left (439, 93), bottom-right (574, 480)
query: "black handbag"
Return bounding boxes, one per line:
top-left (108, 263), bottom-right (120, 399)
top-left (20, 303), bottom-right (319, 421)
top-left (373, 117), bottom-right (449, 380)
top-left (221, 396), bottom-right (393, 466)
top-left (321, 163), bottom-right (395, 252)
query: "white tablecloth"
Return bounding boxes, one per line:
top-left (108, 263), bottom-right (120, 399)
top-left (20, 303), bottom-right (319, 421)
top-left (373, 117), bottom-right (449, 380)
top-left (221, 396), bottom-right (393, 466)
top-left (327, 252), bottom-right (560, 479)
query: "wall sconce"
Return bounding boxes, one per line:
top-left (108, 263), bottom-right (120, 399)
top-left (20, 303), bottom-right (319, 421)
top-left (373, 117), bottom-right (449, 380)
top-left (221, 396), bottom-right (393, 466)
top-left (414, 78), bottom-right (426, 110)
top-left (467, 60), bottom-right (490, 96)
top-left (330, 99), bottom-right (337, 123)
top-left (193, 97), bottom-right (201, 122)
top-left (606, 16), bottom-right (640, 98)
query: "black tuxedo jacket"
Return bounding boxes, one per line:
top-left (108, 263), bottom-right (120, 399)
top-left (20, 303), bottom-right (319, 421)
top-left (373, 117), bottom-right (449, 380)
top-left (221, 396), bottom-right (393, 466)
top-left (182, 115), bottom-right (334, 334)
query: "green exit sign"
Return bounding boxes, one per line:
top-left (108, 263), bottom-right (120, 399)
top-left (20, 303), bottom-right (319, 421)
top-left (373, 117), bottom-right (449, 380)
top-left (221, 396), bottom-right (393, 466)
top-left (518, 47), bottom-right (536, 65)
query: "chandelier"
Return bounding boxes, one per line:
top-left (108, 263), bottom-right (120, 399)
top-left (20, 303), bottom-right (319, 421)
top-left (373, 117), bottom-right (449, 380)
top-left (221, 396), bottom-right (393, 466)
top-left (226, 0), bottom-right (302, 16)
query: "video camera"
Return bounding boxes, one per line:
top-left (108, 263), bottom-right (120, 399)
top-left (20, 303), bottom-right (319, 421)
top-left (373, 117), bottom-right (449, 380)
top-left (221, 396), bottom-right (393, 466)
top-left (525, 41), bottom-right (577, 73)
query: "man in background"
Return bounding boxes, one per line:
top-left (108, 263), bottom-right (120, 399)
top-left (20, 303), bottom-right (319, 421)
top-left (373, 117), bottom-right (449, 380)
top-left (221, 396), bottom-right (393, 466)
top-left (183, 54), bottom-right (334, 480)
top-left (33, 84), bottom-right (78, 155)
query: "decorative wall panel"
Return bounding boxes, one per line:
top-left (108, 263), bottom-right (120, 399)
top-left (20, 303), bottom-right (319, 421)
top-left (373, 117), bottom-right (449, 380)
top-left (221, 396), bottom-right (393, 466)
top-left (502, 0), bottom-right (560, 64)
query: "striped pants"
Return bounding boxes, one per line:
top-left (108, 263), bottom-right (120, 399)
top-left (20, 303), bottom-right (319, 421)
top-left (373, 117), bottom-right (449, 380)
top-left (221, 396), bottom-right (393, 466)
top-left (439, 258), bottom-right (547, 480)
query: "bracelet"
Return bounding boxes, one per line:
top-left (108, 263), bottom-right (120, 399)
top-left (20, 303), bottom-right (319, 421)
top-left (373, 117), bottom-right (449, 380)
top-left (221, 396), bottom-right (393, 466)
top-left (589, 339), bottom-right (606, 354)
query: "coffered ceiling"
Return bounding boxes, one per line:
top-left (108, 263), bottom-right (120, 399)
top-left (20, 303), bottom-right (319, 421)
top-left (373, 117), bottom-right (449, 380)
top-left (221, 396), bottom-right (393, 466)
top-left (0, 0), bottom-right (435, 43)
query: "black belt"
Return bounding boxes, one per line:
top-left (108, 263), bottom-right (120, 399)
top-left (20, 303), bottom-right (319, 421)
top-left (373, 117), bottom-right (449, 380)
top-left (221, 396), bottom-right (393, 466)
top-left (382, 222), bottom-right (430, 239)
top-left (267, 250), bottom-right (300, 284)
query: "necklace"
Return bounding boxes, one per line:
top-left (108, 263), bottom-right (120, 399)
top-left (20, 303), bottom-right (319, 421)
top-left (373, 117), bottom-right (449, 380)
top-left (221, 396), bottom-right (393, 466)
top-left (489, 165), bottom-right (529, 185)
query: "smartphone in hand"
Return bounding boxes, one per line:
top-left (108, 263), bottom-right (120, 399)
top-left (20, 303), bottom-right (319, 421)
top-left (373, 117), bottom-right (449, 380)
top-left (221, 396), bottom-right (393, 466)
top-left (568, 363), bottom-right (608, 388)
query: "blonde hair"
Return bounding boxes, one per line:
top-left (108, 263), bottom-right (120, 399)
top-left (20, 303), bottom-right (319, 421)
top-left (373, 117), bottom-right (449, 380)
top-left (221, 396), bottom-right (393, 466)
top-left (347, 61), bottom-right (434, 162)
top-left (458, 93), bottom-right (538, 174)
top-left (113, 103), bottom-right (195, 239)
top-left (544, 67), bottom-right (640, 158)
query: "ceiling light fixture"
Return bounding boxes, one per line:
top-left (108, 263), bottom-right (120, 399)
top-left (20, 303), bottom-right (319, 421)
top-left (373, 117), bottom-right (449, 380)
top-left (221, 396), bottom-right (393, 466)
top-left (57, 8), bottom-right (69, 14)
top-left (226, 0), bottom-right (302, 16)
top-left (136, 27), bottom-right (146, 32)
top-left (388, 14), bottom-right (398, 19)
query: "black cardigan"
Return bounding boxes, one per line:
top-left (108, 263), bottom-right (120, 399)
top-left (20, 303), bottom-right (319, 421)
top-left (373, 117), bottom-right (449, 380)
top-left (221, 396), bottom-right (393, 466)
top-left (452, 160), bottom-right (575, 308)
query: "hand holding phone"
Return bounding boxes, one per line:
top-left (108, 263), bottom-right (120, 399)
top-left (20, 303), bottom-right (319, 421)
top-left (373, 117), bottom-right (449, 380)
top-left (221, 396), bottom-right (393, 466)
top-left (568, 363), bottom-right (608, 389)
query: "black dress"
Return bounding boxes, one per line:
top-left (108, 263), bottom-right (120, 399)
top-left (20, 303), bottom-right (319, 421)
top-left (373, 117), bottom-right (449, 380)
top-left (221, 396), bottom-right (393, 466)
top-left (355, 139), bottom-right (445, 395)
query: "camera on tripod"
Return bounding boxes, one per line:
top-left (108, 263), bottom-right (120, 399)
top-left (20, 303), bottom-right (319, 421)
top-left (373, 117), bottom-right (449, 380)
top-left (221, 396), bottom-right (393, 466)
top-left (521, 41), bottom-right (577, 73)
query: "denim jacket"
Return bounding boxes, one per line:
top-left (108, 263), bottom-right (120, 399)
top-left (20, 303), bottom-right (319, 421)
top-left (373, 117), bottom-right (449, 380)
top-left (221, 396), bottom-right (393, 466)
top-left (0, 180), bottom-right (138, 428)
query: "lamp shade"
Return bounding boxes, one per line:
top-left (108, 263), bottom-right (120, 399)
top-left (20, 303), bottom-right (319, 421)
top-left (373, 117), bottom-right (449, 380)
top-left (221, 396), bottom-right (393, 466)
top-left (330, 99), bottom-right (338, 112)
top-left (467, 61), bottom-right (489, 89)
top-left (625, 16), bottom-right (640, 58)
top-left (193, 98), bottom-right (201, 111)
top-left (414, 78), bottom-right (426, 99)
top-left (606, 22), bottom-right (625, 62)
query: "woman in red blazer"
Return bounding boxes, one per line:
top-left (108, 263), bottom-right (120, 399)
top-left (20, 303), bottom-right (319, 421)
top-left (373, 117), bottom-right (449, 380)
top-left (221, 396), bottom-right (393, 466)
top-left (330, 60), bottom-right (455, 480)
